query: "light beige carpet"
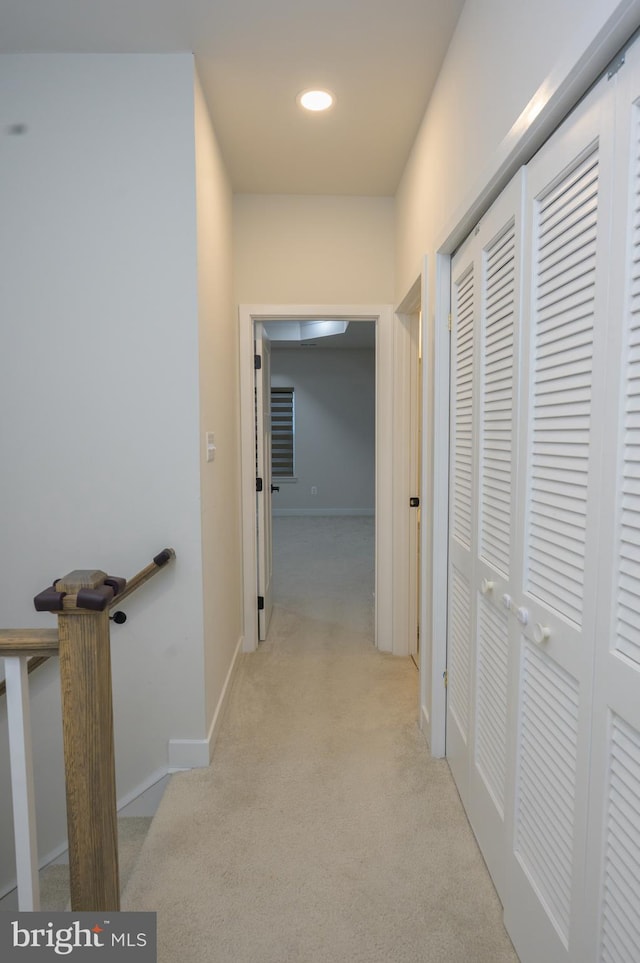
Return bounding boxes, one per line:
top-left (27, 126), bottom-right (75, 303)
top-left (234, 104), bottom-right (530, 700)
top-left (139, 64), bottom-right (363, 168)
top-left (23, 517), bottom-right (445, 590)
top-left (123, 517), bottom-right (518, 963)
top-left (37, 817), bottom-right (151, 911)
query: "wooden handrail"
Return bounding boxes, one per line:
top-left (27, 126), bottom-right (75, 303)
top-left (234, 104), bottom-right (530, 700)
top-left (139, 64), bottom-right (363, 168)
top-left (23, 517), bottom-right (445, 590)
top-left (0, 629), bottom-right (59, 658)
top-left (0, 632), bottom-right (59, 697)
top-left (108, 547), bottom-right (176, 607)
top-left (0, 549), bottom-right (176, 697)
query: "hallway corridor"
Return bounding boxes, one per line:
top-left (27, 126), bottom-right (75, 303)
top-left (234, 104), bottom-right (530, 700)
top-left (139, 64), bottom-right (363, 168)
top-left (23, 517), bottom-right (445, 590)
top-left (123, 517), bottom-right (518, 962)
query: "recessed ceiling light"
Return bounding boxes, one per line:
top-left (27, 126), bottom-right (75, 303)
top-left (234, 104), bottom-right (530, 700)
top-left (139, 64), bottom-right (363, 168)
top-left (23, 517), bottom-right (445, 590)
top-left (298, 89), bottom-right (334, 112)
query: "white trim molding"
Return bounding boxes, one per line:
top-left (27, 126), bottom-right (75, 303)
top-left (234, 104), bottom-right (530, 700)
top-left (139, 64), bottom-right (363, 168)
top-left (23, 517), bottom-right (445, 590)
top-left (425, 253), bottom-right (450, 759)
top-left (239, 304), bottom-right (397, 654)
top-left (168, 635), bottom-right (244, 770)
top-left (273, 509), bottom-right (374, 518)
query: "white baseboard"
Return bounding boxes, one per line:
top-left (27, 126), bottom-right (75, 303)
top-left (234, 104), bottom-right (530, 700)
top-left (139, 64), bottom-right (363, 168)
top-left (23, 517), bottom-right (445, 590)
top-left (420, 704), bottom-right (432, 752)
top-left (421, 703), bottom-right (430, 730)
top-left (273, 509), bottom-right (375, 517)
top-left (168, 634), bottom-right (243, 771)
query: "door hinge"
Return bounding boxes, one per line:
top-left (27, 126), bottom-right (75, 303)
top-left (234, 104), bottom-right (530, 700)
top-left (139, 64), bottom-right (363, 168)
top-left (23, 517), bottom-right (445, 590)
top-left (258, 595), bottom-right (264, 611)
top-left (256, 477), bottom-right (263, 492)
top-left (448, 313), bottom-right (452, 331)
top-left (608, 50), bottom-right (625, 79)
top-left (254, 354), bottom-right (262, 370)
top-left (443, 670), bottom-right (448, 689)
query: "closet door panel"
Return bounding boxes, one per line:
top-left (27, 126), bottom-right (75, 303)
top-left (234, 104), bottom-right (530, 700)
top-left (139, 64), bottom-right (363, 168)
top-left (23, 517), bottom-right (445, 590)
top-left (584, 39), bottom-right (640, 963)
top-left (447, 241), bottom-right (478, 806)
top-left (505, 70), bottom-right (616, 963)
top-left (466, 173), bottom-right (524, 900)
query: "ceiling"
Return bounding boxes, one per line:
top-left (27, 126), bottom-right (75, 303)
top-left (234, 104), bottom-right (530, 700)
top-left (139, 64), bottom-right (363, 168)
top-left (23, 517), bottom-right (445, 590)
top-left (268, 320), bottom-right (376, 350)
top-left (0, 0), bottom-right (465, 195)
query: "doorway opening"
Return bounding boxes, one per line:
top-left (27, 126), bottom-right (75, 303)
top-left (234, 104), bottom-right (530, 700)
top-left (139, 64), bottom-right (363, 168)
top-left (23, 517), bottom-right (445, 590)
top-left (266, 320), bottom-right (376, 642)
top-left (239, 304), bottom-right (396, 656)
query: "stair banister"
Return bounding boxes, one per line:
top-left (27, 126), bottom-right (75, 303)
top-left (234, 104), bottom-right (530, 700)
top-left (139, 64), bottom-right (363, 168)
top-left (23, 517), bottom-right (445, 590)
top-left (0, 630), bottom-right (60, 910)
top-left (0, 548), bottom-right (175, 912)
top-left (5, 657), bottom-right (40, 910)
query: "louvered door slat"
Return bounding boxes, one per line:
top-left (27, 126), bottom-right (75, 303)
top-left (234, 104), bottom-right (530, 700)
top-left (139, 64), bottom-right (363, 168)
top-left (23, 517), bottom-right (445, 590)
top-left (480, 223), bottom-right (515, 575)
top-left (518, 787), bottom-right (574, 868)
top-left (536, 300), bottom-right (596, 338)
top-left (530, 510), bottom-right (585, 546)
top-left (453, 267), bottom-right (475, 548)
top-left (525, 149), bottom-right (598, 626)
top-left (538, 151), bottom-right (598, 219)
top-left (516, 644), bottom-right (579, 943)
top-left (449, 567), bottom-right (471, 739)
top-left (538, 251), bottom-right (597, 305)
top-left (600, 716), bottom-right (640, 963)
top-left (475, 597), bottom-right (509, 815)
top-left (538, 206), bottom-right (598, 268)
top-left (485, 308), bottom-right (515, 337)
top-left (615, 208), bottom-right (640, 664)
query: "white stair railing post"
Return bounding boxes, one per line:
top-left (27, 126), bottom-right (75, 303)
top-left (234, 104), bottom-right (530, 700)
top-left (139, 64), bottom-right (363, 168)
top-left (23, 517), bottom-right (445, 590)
top-left (5, 656), bottom-right (40, 910)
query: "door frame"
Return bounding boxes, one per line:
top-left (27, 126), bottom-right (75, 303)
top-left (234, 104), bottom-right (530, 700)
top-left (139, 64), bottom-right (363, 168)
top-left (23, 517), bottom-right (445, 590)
top-left (239, 303), bottom-right (395, 653)
top-left (429, 255), bottom-right (453, 759)
top-left (394, 278), bottom-right (423, 668)
top-left (254, 322), bottom-right (273, 640)
top-left (395, 261), bottom-right (450, 758)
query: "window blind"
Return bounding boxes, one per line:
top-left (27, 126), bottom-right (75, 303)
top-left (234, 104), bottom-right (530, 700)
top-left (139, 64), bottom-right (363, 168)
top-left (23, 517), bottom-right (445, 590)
top-left (271, 387), bottom-right (295, 477)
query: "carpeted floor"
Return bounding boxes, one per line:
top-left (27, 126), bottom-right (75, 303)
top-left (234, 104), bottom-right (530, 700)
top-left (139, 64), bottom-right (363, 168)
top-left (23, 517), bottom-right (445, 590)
top-left (23, 817), bottom-right (151, 912)
top-left (123, 516), bottom-right (519, 963)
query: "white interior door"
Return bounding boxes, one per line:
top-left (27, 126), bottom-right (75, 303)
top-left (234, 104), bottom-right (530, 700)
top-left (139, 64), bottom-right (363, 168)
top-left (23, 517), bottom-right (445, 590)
top-left (469, 173), bottom-right (524, 899)
top-left (447, 171), bottom-right (524, 897)
top-left (582, 39), bottom-right (640, 963)
top-left (445, 38), bottom-right (640, 963)
top-left (255, 322), bottom-right (273, 640)
top-left (504, 70), bottom-right (615, 963)
top-left (447, 230), bottom-right (478, 807)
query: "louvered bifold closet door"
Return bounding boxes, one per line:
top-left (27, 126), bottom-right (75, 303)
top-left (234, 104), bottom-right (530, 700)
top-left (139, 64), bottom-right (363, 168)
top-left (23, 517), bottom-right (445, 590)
top-left (465, 172), bottom-right (524, 902)
top-left (504, 69), bottom-right (616, 963)
top-left (447, 232), bottom-right (479, 807)
top-left (583, 40), bottom-right (640, 963)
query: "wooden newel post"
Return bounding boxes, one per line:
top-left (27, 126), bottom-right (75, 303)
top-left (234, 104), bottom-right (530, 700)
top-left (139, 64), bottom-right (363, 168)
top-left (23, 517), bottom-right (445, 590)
top-left (55, 569), bottom-right (120, 911)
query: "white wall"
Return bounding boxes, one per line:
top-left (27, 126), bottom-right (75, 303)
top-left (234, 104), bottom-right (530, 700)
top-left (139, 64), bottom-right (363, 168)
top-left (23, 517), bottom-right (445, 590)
top-left (234, 194), bottom-right (395, 304)
top-left (0, 53), bottom-right (237, 896)
top-left (194, 74), bottom-right (243, 737)
top-left (270, 348), bottom-right (375, 515)
top-left (396, 0), bottom-right (640, 295)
